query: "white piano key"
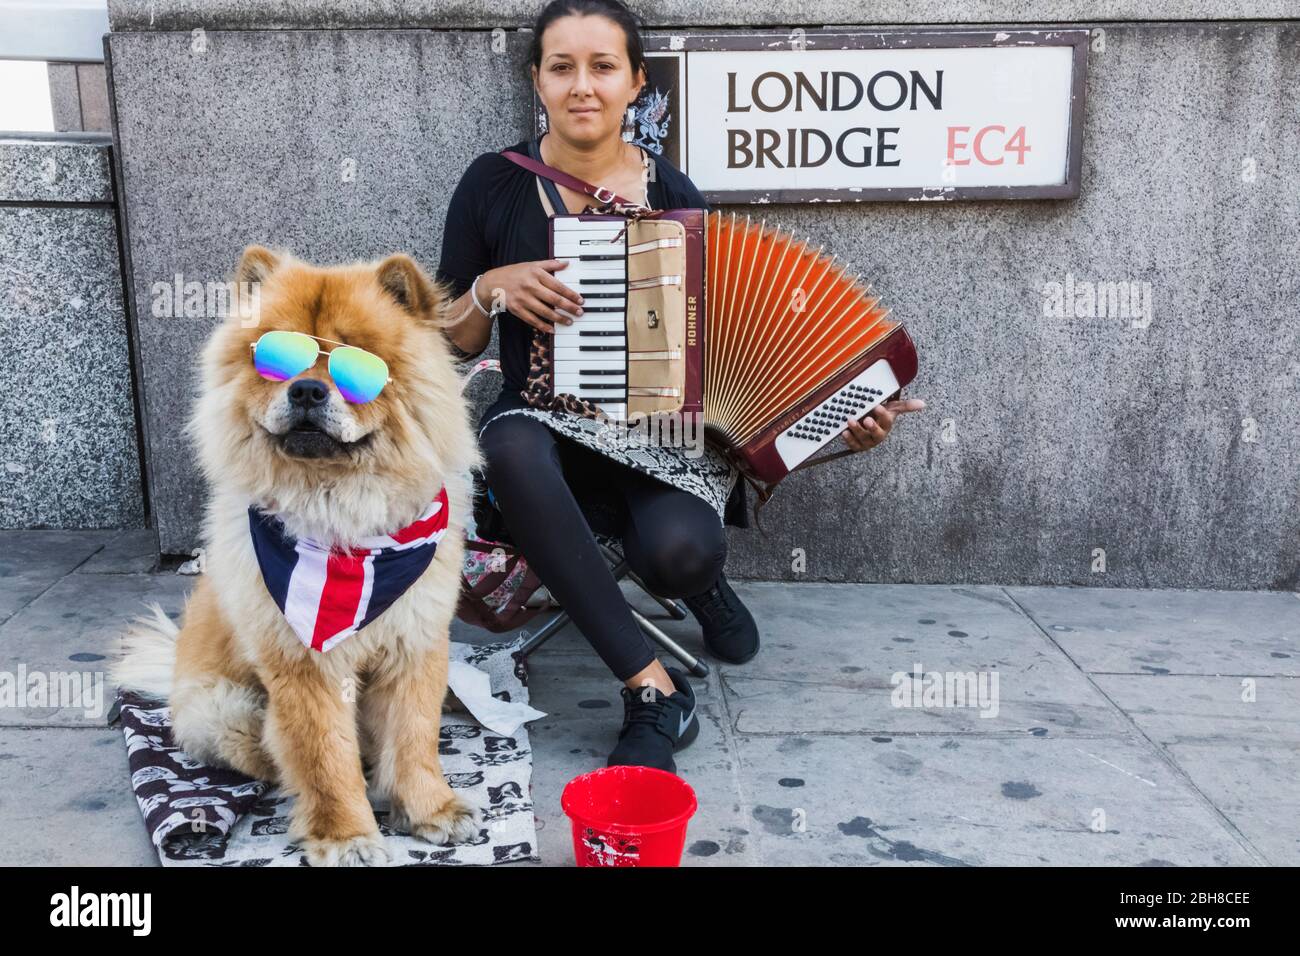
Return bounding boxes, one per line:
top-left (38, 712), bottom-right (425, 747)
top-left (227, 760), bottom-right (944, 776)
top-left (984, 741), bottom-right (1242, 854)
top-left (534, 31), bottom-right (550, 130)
top-left (554, 259), bottom-right (625, 275)
top-left (564, 375), bottom-right (627, 384)
top-left (555, 347), bottom-right (627, 360)
top-left (557, 371), bottom-right (626, 382)
top-left (556, 333), bottom-right (627, 343)
top-left (556, 302), bottom-right (626, 314)
top-left (554, 318), bottom-right (625, 331)
top-left (553, 239), bottom-right (626, 255)
top-left (562, 272), bottom-right (625, 281)
top-left (553, 356), bottom-right (626, 370)
top-left (560, 388), bottom-right (625, 397)
top-left (564, 386), bottom-right (626, 397)
top-left (555, 375), bottom-right (626, 385)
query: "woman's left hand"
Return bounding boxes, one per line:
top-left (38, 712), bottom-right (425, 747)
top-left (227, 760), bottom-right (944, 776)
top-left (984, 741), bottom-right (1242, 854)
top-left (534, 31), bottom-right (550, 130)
top-left (842, 397), bottom-right (927, 453)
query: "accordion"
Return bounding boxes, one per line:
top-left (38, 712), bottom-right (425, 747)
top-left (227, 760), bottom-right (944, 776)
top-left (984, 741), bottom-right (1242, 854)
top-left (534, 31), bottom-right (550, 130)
top-left (545, 209), bottom-right (918, 492)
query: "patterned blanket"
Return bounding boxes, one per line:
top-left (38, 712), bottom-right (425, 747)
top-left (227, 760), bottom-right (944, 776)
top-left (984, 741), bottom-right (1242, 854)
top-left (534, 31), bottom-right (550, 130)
top-left (117, 639), bottom-right (540, 866)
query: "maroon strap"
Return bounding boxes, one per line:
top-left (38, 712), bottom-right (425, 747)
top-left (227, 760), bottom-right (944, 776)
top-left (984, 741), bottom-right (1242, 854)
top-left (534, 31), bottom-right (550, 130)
top-left (501, 149), bottom-right (645, 210)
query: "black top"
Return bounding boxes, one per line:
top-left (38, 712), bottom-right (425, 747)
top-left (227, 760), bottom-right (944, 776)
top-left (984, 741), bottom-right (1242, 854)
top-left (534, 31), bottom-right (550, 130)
top-left (436, 136), bottom-right (749, 528)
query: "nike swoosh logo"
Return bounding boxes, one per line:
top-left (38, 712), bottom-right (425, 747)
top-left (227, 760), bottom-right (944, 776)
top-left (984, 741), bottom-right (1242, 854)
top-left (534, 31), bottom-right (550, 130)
top-left (678, 706), bottom-right (695, 737)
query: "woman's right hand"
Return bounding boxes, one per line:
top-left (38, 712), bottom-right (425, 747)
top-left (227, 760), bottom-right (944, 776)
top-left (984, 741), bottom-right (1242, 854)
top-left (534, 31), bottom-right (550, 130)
top-left (477, 260), bottom-right (585, 334)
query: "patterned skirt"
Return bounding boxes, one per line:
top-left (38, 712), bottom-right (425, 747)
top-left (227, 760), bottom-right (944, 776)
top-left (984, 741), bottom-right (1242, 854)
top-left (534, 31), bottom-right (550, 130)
top-left (477, 388), bottom-right (739, 523)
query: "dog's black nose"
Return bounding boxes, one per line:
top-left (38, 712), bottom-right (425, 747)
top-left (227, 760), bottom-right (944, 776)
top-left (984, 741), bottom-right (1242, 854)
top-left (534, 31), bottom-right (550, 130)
top-left (287, 378), bottom-right (330, 408)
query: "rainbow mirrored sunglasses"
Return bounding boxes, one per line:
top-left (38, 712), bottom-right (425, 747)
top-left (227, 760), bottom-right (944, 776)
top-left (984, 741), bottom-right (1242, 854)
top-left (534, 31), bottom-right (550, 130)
top-left (249, 330), bottom-right (393, 404)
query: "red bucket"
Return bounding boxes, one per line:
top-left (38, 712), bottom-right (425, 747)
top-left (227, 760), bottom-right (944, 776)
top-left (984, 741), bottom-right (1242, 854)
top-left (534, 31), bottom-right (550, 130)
top-left (561, 766), bottom-right (698, 867)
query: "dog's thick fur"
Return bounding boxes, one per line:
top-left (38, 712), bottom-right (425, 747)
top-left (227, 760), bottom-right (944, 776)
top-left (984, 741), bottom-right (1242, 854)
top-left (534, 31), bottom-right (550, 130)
top-left (113, 246), bottom-right (481, 867)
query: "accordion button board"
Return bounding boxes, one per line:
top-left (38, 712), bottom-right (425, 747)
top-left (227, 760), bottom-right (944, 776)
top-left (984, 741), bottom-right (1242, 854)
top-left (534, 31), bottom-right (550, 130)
top-left (773, 357), bottom-right (902, 472)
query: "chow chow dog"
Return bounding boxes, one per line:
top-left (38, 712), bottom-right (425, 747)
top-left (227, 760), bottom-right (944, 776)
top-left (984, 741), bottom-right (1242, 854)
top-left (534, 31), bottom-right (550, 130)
top-left (112, 246), bottom-right (481, 866)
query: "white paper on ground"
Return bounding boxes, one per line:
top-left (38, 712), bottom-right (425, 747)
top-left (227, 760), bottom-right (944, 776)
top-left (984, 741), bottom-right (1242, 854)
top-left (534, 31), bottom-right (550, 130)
top-left (447, 659), bottom-right (547, 736)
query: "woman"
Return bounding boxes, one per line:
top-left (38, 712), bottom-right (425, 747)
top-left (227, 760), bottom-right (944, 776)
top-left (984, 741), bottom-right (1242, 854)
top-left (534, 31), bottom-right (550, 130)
top-left (436, 0), bottom-right (922, 773)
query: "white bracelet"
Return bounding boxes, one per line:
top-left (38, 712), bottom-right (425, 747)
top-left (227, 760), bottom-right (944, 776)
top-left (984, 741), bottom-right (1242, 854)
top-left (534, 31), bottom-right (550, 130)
top-left (469, 273), bottom-right (495, 318)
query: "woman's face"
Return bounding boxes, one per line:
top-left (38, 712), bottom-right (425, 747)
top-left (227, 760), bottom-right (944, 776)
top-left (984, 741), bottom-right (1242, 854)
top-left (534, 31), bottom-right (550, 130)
top-left (532, 14), bottom-right (644, 146)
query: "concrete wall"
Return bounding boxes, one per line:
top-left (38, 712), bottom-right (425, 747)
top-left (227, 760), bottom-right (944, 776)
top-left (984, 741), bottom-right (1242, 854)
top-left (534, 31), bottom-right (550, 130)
top-left (0, 135), bottom-right (146, 529)
top-left (47, 63), bottom-right (112, 133)
top-left (106, 6), bottom-right (1300, 588)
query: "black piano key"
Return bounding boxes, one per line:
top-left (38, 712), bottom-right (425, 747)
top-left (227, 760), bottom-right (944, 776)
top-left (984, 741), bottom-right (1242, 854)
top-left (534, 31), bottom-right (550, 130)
top-left (578, 346), bottom-right (624, 352)
top-left (578, 330), bottom-right (627, 336)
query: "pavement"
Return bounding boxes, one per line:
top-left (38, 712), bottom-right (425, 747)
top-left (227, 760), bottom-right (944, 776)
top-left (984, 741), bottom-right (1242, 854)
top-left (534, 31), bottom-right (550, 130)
top-left (0, 528), bottom-right (1296, 867)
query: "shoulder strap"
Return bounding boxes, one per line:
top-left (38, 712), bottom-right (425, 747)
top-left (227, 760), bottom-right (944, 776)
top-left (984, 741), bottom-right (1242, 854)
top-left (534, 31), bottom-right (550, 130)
top-left (526, 137), bottom-right (568, 217)
top-left (502, 143), bottom-right (647, 212)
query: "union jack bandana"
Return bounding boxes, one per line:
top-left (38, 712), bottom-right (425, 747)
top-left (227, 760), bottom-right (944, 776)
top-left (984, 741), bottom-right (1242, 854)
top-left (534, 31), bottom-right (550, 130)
top-left (247, 487), bottom-right (450, 652)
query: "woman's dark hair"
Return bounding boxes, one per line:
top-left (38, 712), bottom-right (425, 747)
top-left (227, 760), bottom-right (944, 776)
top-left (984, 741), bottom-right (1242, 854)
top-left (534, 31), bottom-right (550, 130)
top-left (529, 0), bottom-right (648, 83)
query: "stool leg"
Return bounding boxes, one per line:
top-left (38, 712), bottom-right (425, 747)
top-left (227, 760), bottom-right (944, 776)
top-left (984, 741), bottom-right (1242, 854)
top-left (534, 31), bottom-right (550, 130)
top-left (598, 543), bottom-right (688, 620)
top-left (511, 550), bottom-right (638, 677)
top-left (628, 606), bottom-right (710, 679)
top-left (516, 610), bottom-right (571, 655)
top-left (512, 545), bottom-right (707, 681)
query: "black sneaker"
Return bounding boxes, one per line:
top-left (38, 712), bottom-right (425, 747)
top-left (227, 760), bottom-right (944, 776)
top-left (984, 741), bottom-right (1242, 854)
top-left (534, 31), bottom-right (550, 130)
top-left (683, 571), bottom-right (760, 664)
top-left (606, 667), bottom-right (700, 773)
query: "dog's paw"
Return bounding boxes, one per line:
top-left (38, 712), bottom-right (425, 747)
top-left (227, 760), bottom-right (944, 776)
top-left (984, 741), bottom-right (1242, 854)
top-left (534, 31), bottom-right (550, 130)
top-left (441, 689), bottom-right (467, 714)
top-left (302, 831), bottom-right (392, 868)
top-left (392, 795), bottom-right (482, 845)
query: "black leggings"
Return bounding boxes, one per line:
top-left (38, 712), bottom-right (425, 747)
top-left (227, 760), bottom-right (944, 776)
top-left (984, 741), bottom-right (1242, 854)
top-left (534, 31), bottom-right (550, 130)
top-left (480, 413), bottom-right (727, 681)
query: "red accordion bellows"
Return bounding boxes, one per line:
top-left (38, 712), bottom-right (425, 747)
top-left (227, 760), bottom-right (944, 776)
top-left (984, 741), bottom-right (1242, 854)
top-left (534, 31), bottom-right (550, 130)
top-left (701, 211), bottom-right (918, 488)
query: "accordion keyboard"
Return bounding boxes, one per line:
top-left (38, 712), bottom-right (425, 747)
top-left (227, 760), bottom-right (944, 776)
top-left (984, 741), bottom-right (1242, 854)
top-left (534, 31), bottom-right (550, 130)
top-left (551, 218), bottom-right (629, 419)
top-left (773, 358), bottom-right (903, 472)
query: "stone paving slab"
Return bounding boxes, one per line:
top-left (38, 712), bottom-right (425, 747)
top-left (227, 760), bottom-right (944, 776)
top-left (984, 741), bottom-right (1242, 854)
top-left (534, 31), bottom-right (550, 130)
top-left (1094, 674), bottom-right (1300, 743)
top-left (0, 530), bottom-right (119, 623)
top-left (1094, 674), bottom-right (1300, 865)
top-left (76, 529), bottom-right (161, 574)
top-left (731, 734), bottom-right (1261, 867)
top-left (1006, 587), bottom-right (1300, 677)
top-left (1151, 742), bottom-right (1299, 866)
top-left (0, 572), bottom-right (191, 727)
top-left (0, 727), bottom-right (158, 867)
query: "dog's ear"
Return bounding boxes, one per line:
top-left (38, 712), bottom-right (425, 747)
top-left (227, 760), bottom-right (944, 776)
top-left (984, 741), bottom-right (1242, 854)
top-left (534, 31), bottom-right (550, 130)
top-left (235, 245), bottom-right (281, 285)
top-left (377, 253), bottom-right (444, 322)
